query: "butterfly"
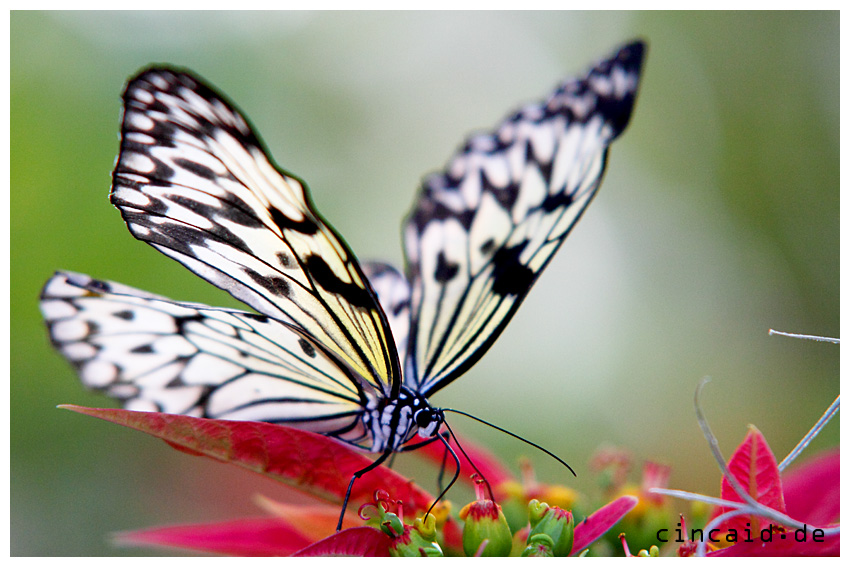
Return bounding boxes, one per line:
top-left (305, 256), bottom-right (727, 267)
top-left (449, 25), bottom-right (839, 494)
top-left (40, 41), bottom-right (645, 526)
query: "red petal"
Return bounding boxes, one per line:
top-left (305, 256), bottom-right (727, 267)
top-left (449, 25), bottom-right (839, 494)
top-left (781, 449), bottom-right (839, 526)
top-left (715, 426), bottom-right (785, 533)
top-left (441, 516), bottom-right (464, 555)
top-left (117, 517), bottom-right (313, 556)
top-left (60, 406), bottom-right (433, 511)
top-left (254, 496), bottom-right (358, 536)
top-left (292, 526), bottom-right (391, 557)
top-left (571, 495), bottom-right (638, 555)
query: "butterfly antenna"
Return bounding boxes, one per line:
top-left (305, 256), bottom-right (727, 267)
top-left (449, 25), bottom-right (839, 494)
top-left (443, 408), bottom-right (576, 476)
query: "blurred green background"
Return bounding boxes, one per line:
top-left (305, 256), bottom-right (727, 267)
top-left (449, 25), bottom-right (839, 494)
top-left (11, 11), bottom-right (838, 556)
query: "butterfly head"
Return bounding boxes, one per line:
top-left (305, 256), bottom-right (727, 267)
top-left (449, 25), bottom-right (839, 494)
top-left (395, 387), bottom-right (444, 440)
top-left (414, 405), bottom-right (444, 439)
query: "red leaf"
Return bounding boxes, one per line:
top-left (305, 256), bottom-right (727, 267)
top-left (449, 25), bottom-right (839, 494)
top-left (709, 529), bottom-right (839, 557)
top-left (715, 426), bottom-right (785, 533)
top-left (292, 526), bottom-right (391, 557)
top-left (60, 405), bottom-right (433, 512)
top-left (781, 449), bottom-right (839, 526)
top-left (571, 495), bottom-right (638, 555)
top-left (117, 517), bottom-right (313, 556)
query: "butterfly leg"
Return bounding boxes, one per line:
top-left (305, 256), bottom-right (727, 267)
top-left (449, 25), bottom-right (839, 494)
top-left (386, 452), bottom-right (398, 470)
top-left (425, 433), bottom-right (461, 519)
top-left (397, 429), bottom-right (449, 452)
top-left (337, 449), bottom-right (394, 532)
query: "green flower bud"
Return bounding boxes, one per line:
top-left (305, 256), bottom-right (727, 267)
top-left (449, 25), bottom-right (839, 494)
top-left (459, 499), bottom-right (513, 557)
top-left (393, 514), bottom-right (443, 557)
top-left (528, 499), bottom-right (550, 528)
top-left (380, 511), bottom-right (405, 538)
top-left (527, 500), bottom-right (574, 557)
top-left (389, 515), bottom-right (443, 558)
top-left (360, 491), bottom-right (443, 557)
top-left (522, 533), bottom-right (555, 557)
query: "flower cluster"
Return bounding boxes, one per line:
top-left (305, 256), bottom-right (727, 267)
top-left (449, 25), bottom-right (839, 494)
top-left (62, 405), bottom-right (645, 556)
top-left (61, 366), bottom-right (839, 558)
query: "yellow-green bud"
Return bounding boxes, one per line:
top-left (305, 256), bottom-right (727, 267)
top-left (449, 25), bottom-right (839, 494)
top-left (459, 499), bottom-right (513, 557)
top-left (637, 545), bottom-right (660, 557)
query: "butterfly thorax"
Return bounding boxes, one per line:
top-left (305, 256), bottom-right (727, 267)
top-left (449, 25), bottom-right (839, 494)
top-left (364, 387), bottom-right (444, 453)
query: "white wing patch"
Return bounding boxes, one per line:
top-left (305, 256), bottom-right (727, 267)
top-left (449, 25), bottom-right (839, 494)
top-left (403, 42), bottom-right (644, 395)
top-left (40, 271), bottom-right (375, 447)
top-left (111, 69), bottom-right (399, 397)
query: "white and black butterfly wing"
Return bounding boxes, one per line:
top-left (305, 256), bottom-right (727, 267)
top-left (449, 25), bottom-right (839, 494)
top-left (41, 271), bottom-right (376, 447)
top-left (403, 42), bottom-right (645, 395)
top-left (111, 69), bottom-right (400, 398)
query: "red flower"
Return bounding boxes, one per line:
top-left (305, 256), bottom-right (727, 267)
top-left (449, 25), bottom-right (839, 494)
top-left (62, 405), bottom-right (637, 556)
top-left (673, 426), bottom-right (839, 557)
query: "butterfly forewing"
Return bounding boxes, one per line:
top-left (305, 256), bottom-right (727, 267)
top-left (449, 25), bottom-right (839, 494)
top-left (41, 271), bottom-right (377, 447)
top-left (403, 42), bottom-right (645, 395)
top-left (111, 70), bottom-right (400, 398)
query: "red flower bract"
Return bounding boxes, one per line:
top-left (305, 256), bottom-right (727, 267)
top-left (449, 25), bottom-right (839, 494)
top-left (701, 430), bottom-right (839, 557)
top-left (60, 405), bottom-right (433, 510)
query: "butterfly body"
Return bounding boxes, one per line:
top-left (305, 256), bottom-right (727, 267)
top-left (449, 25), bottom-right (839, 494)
top-left (41, 43), bottom-right (645, 513)
top-left (365, 387), bottom-right (444, 453)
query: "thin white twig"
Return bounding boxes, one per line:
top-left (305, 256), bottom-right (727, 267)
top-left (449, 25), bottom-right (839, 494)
top-left (649, 488), bottom-right (739, 508)
top-left (693, 379), bottom-right (763, 511)
top-left (768, 329), bottom-right (839, 344)
top-left (778, 395), bottom-right (840, 471)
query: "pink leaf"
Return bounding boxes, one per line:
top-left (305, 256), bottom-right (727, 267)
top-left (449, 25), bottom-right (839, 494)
top-left (715, 426), bottom-right (785, 533)
top-left (292, 526), bottom-right (391, 557)
top-left (571, 495), bottom-right (638, 555)
top-left (60, 405), bottom-right (433, 512)
top-left (117, 517), bottom-right (313, 556)
top-left (781, 449), bottom-right (839, 526)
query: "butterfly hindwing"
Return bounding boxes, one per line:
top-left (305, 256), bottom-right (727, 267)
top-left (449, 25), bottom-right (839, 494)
top-left (403, 42), bottom-right (645, 395)
top-left (40, 271), bottom-right (377, 447)
top-left (362, 261), bottom-right (412, 365)
top-left (111, 69), bottom-right (400, 398)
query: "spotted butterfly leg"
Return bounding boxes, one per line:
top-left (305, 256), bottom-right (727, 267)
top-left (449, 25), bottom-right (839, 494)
top-left (337, 449), bottom-right (395, 532)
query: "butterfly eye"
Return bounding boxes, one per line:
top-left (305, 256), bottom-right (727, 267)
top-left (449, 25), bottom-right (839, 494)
top-left (415, 409), bottom-right (432, 428)
top-left (415, 408), bottom-right (444, 438)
